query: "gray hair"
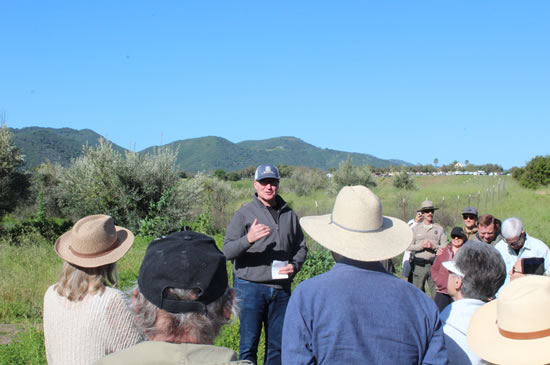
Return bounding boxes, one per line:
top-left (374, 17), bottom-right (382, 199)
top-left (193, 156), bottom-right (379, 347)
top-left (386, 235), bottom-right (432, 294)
top-left (501, 217), bottom-right (523, 239)
top-left (455, 241), bottom-right (506, 302)
top-left (131, 285), bottom-right (238, 344)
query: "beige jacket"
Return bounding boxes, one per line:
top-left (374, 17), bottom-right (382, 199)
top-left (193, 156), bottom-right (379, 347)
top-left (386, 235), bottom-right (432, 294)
top-left (95, 341), bottom-right (252, 365)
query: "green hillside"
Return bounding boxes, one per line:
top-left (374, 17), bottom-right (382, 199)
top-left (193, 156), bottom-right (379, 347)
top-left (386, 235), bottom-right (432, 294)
top-left (10, 127), bottom-right (410, 171)
top-left (10, 127), bottom-right (127, 168)
top-left (140, 136), bottom-right (258, 171)
top-left (237, 136), bottom-right (409, 169)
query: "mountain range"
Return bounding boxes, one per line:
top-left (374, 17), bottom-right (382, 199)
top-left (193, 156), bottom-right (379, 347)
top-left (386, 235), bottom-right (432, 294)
top-left (9, 127), bottom-right (410, 171)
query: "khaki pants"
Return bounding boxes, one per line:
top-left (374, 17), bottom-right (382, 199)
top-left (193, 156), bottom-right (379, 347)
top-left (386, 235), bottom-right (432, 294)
top-left (412, 263), bottom-right (435, 298)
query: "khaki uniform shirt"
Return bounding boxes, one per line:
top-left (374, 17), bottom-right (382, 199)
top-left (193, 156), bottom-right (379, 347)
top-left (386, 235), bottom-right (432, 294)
top-left (408, 223), bottom-right (447, 260)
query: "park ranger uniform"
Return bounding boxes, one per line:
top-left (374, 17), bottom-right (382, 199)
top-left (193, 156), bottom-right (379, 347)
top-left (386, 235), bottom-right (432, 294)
top-left (408, 222), bottom-right (447, 296)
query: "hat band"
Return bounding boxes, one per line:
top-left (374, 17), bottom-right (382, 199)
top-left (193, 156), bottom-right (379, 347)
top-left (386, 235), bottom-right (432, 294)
top-left (69, 238), bottom-right (120, 258)
top-left (498, 323), bottom-right (550, 340)
top-left (329, 214), bottom-right (380, 233)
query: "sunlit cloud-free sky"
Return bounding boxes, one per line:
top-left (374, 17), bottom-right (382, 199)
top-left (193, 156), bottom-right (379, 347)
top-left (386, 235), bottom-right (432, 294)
top-left (2, 1), bottom-right (549, 168)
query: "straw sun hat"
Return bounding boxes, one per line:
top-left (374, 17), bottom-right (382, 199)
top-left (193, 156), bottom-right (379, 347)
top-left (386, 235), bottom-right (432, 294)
top-left (54, 215), bottom-right (134, 268)
top-left (467, 275), bottom-right (550, 365)
top-left (300, 186), bottom-right (413, 262)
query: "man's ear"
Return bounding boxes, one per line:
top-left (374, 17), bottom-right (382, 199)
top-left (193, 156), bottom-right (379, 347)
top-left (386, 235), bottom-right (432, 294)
top-left (454, 276), bottom-right (463, 291)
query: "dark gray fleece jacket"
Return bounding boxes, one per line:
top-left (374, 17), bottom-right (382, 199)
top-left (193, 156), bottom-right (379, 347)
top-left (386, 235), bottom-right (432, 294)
top-left (223, 194), bottom-right (307, 289)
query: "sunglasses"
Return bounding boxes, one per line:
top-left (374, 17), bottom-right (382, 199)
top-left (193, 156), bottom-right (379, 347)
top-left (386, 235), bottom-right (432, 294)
top-left (257, 178), bottom-right (279, 186)
top-left (423, 209), bottom-right (435, 214)
top-left (462, 214), bottom-right (477, 220)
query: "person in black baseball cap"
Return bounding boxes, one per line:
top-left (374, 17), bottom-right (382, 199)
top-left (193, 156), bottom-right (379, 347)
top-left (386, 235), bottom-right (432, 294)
top-left (96, 231), bottom-right (251, 365)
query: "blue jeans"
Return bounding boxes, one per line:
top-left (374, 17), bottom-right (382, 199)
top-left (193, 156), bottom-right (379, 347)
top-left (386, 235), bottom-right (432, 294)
top-left (234, 276), bottom-right (291, 365)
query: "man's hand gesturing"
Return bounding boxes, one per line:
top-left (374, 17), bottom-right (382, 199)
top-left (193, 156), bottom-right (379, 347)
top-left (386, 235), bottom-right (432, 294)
top-left (247, 218), bottom-right (271, 244)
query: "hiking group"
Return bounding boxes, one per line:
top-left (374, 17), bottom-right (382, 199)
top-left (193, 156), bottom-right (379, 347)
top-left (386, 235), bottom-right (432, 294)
top-left (42, 164), bottom-right (550, 365)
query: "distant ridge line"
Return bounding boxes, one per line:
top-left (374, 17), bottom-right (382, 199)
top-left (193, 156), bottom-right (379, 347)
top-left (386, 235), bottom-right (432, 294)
top-left (9, 127), bottom-right (411, 171)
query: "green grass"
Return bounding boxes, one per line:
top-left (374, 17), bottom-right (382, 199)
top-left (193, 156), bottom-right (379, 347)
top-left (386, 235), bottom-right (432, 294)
top-left (0, 234), bottom-right (60, 323)
top-left (0, 324), bottom-right (46, 365)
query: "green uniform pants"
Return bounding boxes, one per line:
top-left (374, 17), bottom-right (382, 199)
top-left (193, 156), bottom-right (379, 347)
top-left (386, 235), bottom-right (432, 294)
top-left (412, 263), bottom-right (435, 298)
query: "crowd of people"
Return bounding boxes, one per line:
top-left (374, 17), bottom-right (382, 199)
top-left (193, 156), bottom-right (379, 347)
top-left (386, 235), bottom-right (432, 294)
top-left (42, 164), bottom-right (550, 365)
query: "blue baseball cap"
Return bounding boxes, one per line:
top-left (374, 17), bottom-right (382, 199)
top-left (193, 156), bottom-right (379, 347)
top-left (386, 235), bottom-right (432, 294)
top-left (254, 164), bottom-right (280, 181)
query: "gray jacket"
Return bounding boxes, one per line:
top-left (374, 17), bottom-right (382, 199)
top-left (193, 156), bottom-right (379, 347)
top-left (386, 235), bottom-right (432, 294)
top-left (223, 194), bottom-right (307, 289)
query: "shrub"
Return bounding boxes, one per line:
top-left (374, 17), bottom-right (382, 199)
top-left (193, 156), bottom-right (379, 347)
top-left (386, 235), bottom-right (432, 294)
top-left (50, 140), bottom-right (189, 234)
top-left (0, 123), bottom-right (30, 216)
top-left (285, 167), bottom-right (328, 196)
top-left (516, 155), bottom-right (550, 189)
top-left (331, 158), bottom-right (376, 193)
top-left (202, 177), bottom-right (236, 234)
top-left (393, 169), bottom-right (417, 190)
top-left (293, 249), bottom-right (335, 287)
top-left (0, 215), bottom-right (72, 245)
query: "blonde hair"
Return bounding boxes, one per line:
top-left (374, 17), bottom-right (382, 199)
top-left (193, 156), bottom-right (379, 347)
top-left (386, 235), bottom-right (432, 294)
top-left (54, 261), bottom-right (118, 301)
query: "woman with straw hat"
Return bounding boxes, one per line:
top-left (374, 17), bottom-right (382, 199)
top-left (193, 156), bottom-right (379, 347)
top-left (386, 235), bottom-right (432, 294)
top-left (43, 215), bottom-right (142, 364)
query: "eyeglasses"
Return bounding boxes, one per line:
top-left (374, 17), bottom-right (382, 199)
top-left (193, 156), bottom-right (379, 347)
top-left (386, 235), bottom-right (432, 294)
top-left (462, 214), bottom-right (477, 220)
top-left (504, 233), bottom-right (525, 246)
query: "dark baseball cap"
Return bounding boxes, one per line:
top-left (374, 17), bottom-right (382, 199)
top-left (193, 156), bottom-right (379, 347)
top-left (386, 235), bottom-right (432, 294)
top-left (462, 207), bottom-right (478, 216)
top-left (138, 231), bottom-right (228, 314)
top-left (254, 164), bottom-right (280, 181)
top-left (450, 227), bottom-right (467, 239)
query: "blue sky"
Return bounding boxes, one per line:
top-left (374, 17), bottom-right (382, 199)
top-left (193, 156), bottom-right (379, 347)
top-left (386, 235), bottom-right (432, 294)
top-left (1, 1), bottom-right (548, 169)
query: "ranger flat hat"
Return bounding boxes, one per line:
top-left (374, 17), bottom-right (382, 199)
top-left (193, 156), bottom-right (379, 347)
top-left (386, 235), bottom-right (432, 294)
top-left (419, 200), bottom-right (439, 211)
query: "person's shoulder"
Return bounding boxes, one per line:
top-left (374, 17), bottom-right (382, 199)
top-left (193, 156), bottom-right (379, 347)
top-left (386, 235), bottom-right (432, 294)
top-left (411, 223), bottom-right (422, 233)
top-left (291, 268), bottom-right (336, 294)
top-left (433, 223), bottom-right (445, 231)
top-left (527, 235), bottom-right (548, 247)
top-left (103, 286), bottom-right (126, 299)
top-left (43, 284), bottom-right (58, 303)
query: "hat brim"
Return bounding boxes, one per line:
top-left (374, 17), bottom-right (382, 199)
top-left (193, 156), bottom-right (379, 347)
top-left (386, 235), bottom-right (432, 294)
top-left (420, 207), bottom-right (439, 212)
top-left (55, 226), bottom-right (134, 268)
top-left (467, 300), bottom-right (550, 365)
top-left (300, 214), bottom-right (413, 261)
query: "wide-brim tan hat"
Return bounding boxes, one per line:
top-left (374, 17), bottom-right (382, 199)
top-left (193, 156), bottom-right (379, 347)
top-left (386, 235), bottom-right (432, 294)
top-left (467, 275), bottom-right (550, 365)
top-left (55, 214), bottom-right (134, 268)
top-left (419, 199), bottom-right (439, 211)
top-left (300, 186), bottom-right (413, 262)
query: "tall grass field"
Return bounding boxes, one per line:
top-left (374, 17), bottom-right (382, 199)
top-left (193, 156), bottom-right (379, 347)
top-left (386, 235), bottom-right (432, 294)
top-left (1, 175), bottom-right (548, 364)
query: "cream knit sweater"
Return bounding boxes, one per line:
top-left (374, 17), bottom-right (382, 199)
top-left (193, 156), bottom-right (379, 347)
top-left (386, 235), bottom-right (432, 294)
top-left (43, 285), bottom-right (143, 365)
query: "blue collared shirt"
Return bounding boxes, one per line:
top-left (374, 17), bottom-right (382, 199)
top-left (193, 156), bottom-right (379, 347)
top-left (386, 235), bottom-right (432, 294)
top-left (282, 260), bottom-right (448, 364)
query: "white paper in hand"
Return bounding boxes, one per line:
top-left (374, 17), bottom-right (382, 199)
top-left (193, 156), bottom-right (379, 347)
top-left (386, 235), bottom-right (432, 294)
top-left (271, 260), bottom-right (289, 279)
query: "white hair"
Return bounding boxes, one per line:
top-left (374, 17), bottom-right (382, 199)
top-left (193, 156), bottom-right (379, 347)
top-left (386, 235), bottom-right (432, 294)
top-left (501, 217), bottom-right (524, 239)
top-left (131, 285), bottom-right (237, 344)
